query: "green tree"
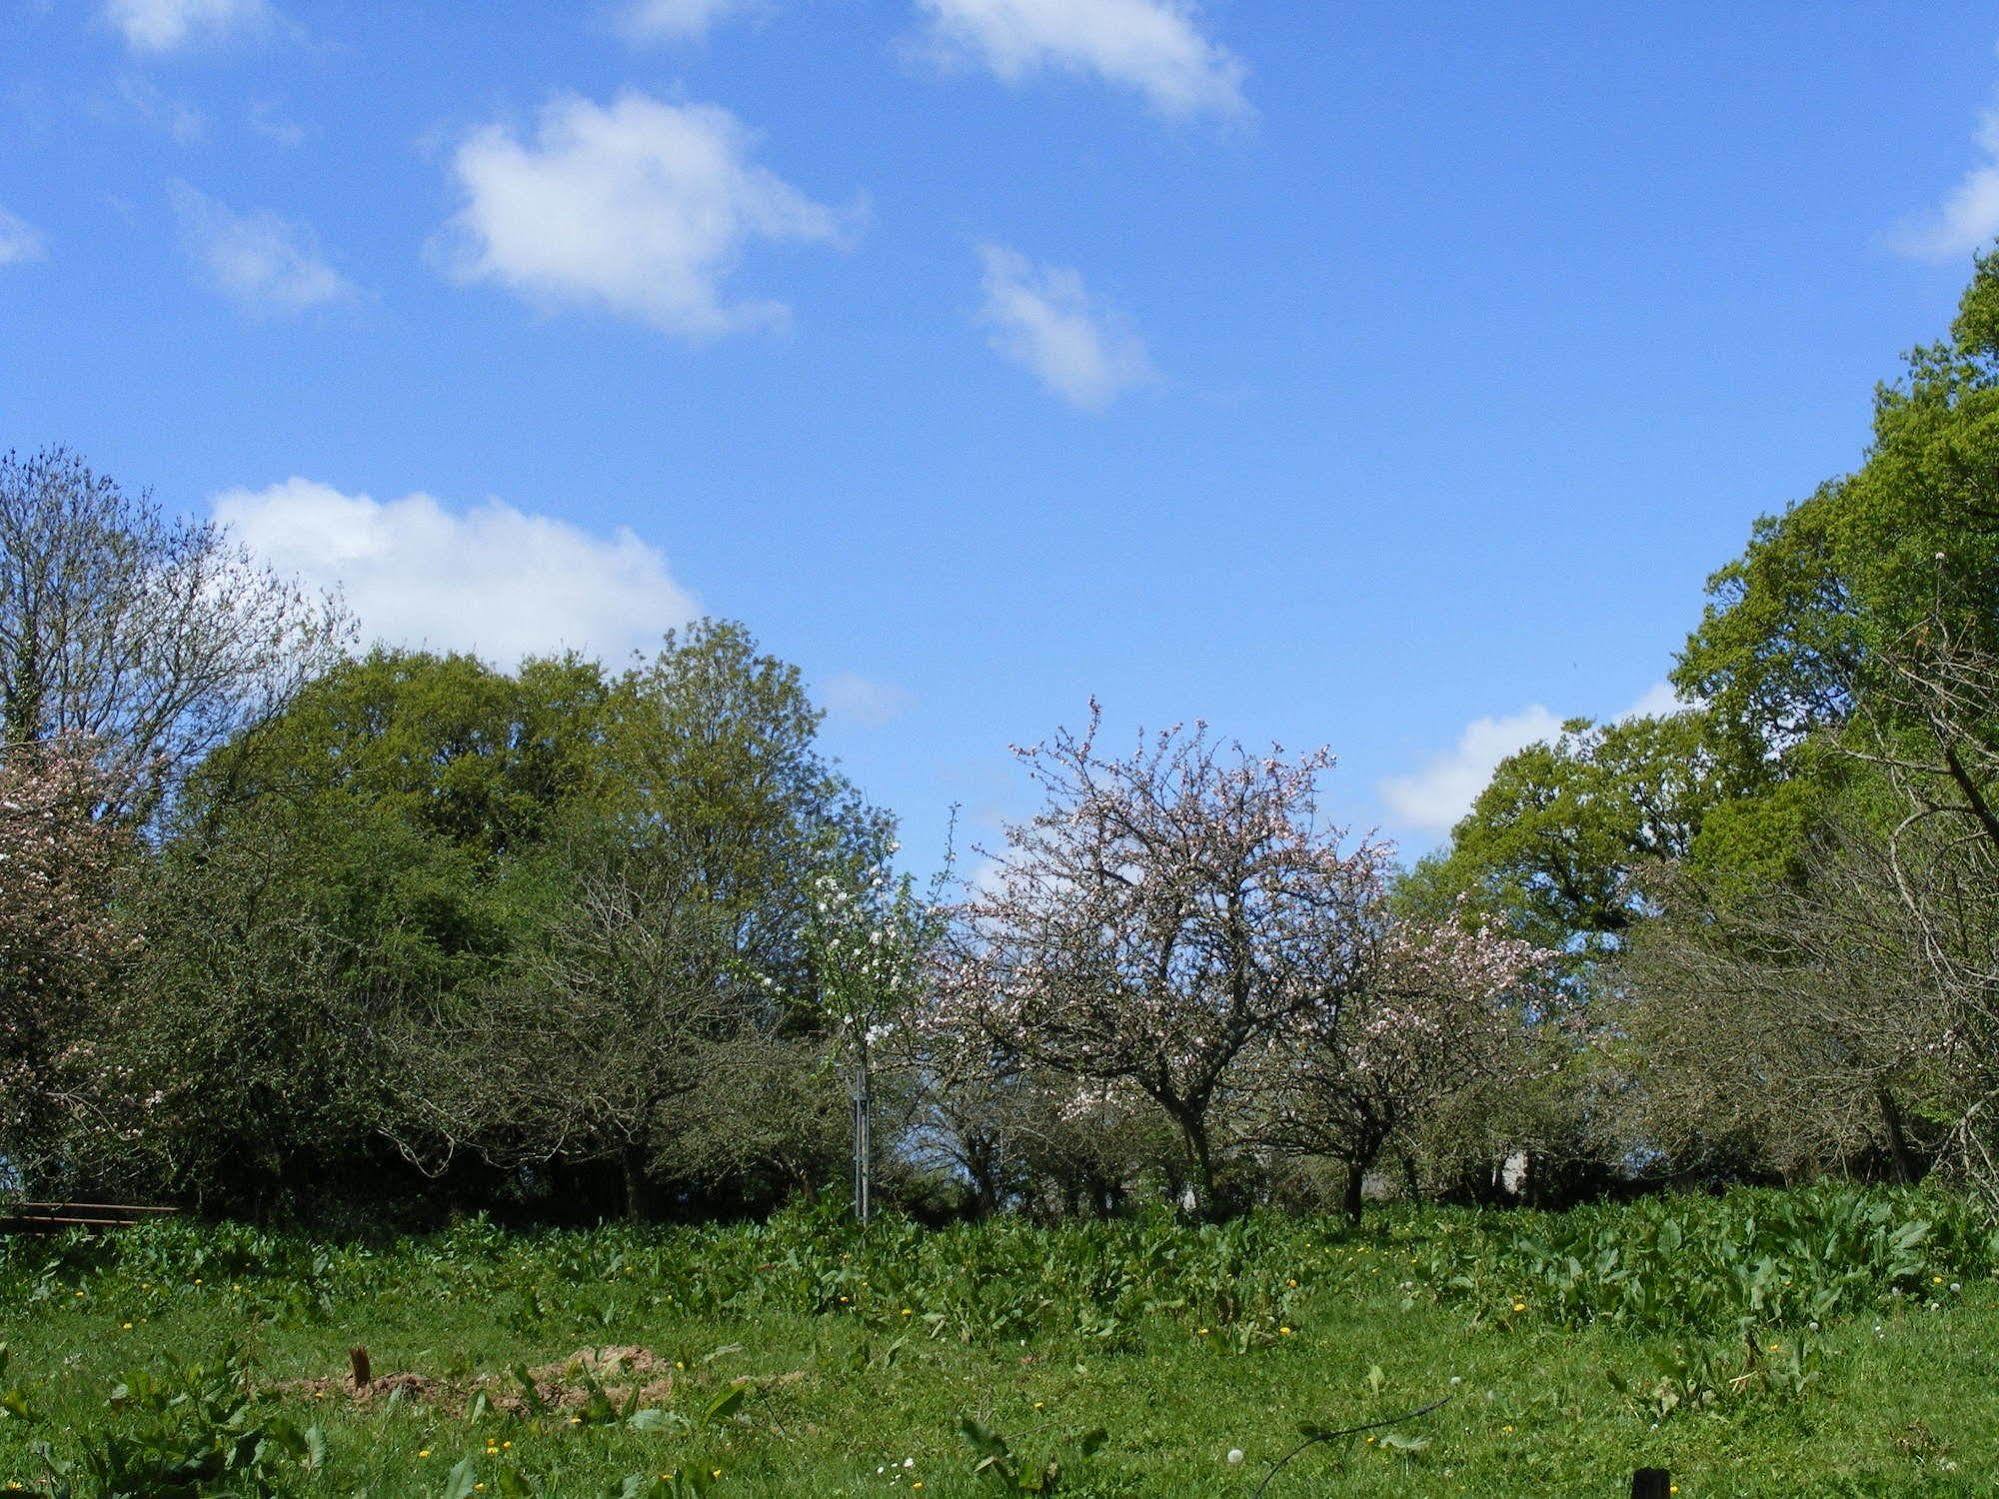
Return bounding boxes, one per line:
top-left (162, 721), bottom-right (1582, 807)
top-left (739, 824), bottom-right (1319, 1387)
top-left (1401, 709), bottom-right (1723, 960)
top-left (1675, 247), bottom-right (1999, 766)
top-left (402, 621), bottom-right (893, 1220)
top-left (108, 648), bottom-right (612, 1213)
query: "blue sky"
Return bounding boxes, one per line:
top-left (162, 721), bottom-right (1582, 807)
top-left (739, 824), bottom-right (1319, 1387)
top-left (3, 0), bottom-right (1996, 876)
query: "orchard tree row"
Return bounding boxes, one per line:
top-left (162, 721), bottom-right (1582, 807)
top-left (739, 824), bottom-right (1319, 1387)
top-left (0, 440), bottom-right (1543, 1224)
top-left (8, 246), bottom-right (1999, 1226)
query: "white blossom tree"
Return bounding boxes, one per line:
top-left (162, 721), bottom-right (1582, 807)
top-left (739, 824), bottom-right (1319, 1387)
top-left (805, 842), bottom-right (947, 1222)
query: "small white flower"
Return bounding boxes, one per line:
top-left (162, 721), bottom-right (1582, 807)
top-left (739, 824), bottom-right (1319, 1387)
top-left (1225, 1449), bottom-right (1244, 1465)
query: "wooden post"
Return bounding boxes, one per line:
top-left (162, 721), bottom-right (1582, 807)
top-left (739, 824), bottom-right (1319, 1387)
top-left (1631, 1469), bottom-right (1670, 1498)
top-left (349, 1345), bottom-right (372, 1391)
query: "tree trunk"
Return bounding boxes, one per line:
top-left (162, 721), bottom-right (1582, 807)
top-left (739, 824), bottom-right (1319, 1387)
top-left (1877, 1087), bottom-right (1922, 1184)
top-left (620, 1144), bottom-right (654, 1223)
top-left (1342, 1160), bottom-right (1366, 1225)
top-left (1175, 1110), bottom-right (1222, 1220)
top-left (1397, 1148), bottom-right (1423, 1205)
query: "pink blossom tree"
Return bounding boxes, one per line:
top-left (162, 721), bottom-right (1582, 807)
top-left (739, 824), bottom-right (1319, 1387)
top-left (937, 705), bottom-right (1394, 1216)
top-left (1245, 911), bottom-right (1549, 1220)
top-left (0, 740), bottom-right (132, 1183)
top-left (937, 705), bottom-right (1550, 1217)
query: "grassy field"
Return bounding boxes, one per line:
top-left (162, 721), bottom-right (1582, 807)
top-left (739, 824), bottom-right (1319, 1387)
top-left (2, 1187), bottom-right (1996, 1496)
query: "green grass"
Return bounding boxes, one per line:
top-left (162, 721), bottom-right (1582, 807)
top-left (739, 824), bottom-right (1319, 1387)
top-left (2, 1187), bottom-right (1997, 1495)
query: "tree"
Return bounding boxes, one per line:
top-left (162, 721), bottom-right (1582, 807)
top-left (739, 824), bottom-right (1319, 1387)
top-left (1617, 806), bottom-right (1954, 1187)
top-left (108, 649), bottom-right (609, 1213)
top-left (466, 811), bottom-right (746, 1221)
top-left (1401, 709), bottom-right (1732, 963)
top-left (0, 447), bottom-right (349, 825)
top-left (405, 621), bottom-right (894, 1219)
top-left (939, 705), bottom-right (1397, 1217)
top-left (1248, 913), bottom-right (1549, 1221)
top-left (0, 741), bottom-right (132, 1187)
top-left (598, 620), bottom-right (893, 994)
top-left (1675, 246), bottom-right (1999, 772)
top-left (1837, 601), bottom-right (1999, 1200)
top-left (803, 847), bottom-right (944, 1222)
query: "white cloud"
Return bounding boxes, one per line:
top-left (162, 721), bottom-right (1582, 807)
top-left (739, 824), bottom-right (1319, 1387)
top-left (439, 91), bottom-right (845, 340)
top-left (248, 100), bottom-right (306, 147)
top-left (820, 672), bottom-right (916, 728)
top-left (1621, 680), bottom-right (1687, 720)
top-left (116, 76), bottom-right (205, 142)
top-left (1381, 682), bottom-right (1694, 836)
top-left (213, 479), bottom-right (701, 666)
top-left (103, 0), bottom-right (273, 52)
top-left (917, 0), bottom-right (1247, 120)
top-left (1893, 104), bottom-right (1999, 261)
top-left (168, 181), bottom-right (354, 314)
top-left (1380, 706), bottom-right (1566, 836)
top-left (977, 243), bottom-right (1155, 409)
top-left (0, 207), bottom-right (46, 267)
top-left (618, 0), bottom-right (758, 42)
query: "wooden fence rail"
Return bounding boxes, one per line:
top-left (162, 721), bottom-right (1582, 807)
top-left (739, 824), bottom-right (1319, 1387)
top-left (0, 1202), bottom-right (180, 1234)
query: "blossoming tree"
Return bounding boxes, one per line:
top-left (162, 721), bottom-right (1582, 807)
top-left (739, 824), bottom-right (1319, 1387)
top-left (805, 842), bottom-right (948, 1222)
top-left (938, 705), bottom-right (1392, 1215)
top-left (1245, 910), bottom-right (1549, 1220)
top-left (937, 704), bottom-right (1549, 1217)
top-left (0, 741), bottom-right (130, 1186)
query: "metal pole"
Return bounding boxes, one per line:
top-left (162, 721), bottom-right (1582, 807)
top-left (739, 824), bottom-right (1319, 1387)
top-left (856, 1043), bottom-right (873, 1225)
